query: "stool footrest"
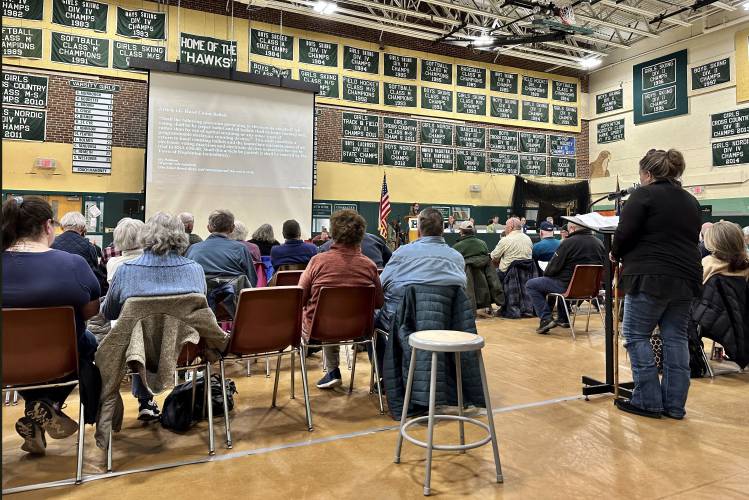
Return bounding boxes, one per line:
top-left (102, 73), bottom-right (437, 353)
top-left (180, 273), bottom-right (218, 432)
top-left (401, 415), bottom-right (492, 452)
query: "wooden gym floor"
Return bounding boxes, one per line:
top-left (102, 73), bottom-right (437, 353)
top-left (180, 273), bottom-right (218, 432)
top-left (3, 314), bottom-right (748, 499)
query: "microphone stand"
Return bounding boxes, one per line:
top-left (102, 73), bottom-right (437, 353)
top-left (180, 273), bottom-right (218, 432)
top-left (588, 194), bottom-right (610, 212)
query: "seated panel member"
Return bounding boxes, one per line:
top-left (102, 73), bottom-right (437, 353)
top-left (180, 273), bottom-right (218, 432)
top-left (526, 221), bottom-right (606, 334)
top-left (270, 219), bottom-right (319, 269)
top-left (186, 209), bottom-right (257, 286)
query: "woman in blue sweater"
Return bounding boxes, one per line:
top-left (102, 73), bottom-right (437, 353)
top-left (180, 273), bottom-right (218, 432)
top-left (102, 211), bottom-right (206, 420)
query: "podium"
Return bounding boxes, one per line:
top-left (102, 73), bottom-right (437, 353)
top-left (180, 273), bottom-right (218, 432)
top-left (562, 217), bottom-right (634, 399)
top-left (407, 217), bottom-right (418, 243)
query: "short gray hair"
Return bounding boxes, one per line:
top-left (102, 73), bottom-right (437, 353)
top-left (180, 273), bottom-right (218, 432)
top-left (178, 212), bottom-right (194, 225)
top-left (251, 224), bottom-right (275, 243)
top-left (113, 218), bottom-right (144, 252)
top-left (60, 211), bottom-right (86, 231)
top-left (140, 212), bottom-right (188, 255)
top-left (231, 220), bottom-right (248, 241)
top-left (743, 226), bottom-right (749, 236)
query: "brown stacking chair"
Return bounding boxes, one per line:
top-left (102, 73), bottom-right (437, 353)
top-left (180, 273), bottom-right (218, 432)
top-left (270, 270), bottom-right (304, 287)
top-left (305, 286), bottom-right (384, 414)
top-left (547, 264), bottom-right (604, 340)
top-left (218, 286), bottom-right (312, 448)
top-left (276, 263), bottom-right (308, 272)
top-left (2, 307), bottom-right (86, 485)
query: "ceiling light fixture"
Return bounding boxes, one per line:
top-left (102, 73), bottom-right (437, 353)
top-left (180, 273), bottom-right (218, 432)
top-left (744, 2), bottom-right (749, 9)
top-left (580, 57), bottom-right (602, 69)
top-left (313, 1), bottom-right (337, 15)
top-left (473, 34), bottom-right (495, 46)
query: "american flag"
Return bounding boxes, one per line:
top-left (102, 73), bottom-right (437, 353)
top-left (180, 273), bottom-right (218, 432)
top-left (378, 174), bottom-right (391, 239)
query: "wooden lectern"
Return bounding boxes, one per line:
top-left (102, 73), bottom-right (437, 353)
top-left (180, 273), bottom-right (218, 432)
top-left (407, 217), bottom-right (418, 242)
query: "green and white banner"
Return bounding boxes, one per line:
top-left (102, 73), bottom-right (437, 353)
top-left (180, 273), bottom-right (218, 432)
top-left (51, 32), bottom-right (109, 68)
top-left (2, 27), bottom-right (43, 59)
top-left (53, 0), bottom-right (108, 32)
top-left (3, 0), bottom-right (43, 20)
top-left (251, 28), bottom-right (293, 60)
top-left (2, 72), bottom-right (48, 107)
top-left (117, 7), bottom-right (167, 40)
top-left (2, 107), bottom-right (46, 141)
top-left (180, 33), bottom-right (237, 70)
top-left (113, 41), bottom-right (166, 70)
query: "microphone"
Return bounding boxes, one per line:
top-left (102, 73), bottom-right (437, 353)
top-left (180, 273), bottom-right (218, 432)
top-left (606, 185), bottom-right (638, 200)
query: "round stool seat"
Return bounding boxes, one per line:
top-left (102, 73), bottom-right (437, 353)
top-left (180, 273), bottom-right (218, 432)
top-left (408, 330), bottom-right (485, 353)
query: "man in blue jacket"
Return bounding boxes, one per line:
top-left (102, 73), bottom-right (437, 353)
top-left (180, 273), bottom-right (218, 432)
top-left (270, 219), bottom-right (318, 269)
top-left (532, 221), bottom-right (560, 263)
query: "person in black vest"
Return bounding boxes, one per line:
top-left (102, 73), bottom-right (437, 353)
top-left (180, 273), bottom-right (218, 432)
top-left (611, 149), bottom-right (702, 420)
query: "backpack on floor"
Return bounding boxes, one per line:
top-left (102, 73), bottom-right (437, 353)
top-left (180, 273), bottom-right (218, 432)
top-left (160, 375), bottom-right (237, 432)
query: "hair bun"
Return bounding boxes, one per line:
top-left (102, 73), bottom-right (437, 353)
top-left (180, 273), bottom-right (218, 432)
top-left (667, 149), bottom-right (685, 167)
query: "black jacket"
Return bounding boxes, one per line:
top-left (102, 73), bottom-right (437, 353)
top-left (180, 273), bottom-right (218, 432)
top-left (692, 274), bottom-right (749, 368)
top-left (612, 180), bottom-right (701, 284)
top-left (544, 229), bottom-right (605, 285)
top-left (383, 285), bottom-right (486, 419)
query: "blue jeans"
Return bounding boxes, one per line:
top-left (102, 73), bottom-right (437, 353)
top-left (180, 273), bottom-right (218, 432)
top-left (526, 277), bottom-right (568, 322)
top-left (622, 292), bottom-right (691, 417)
top-left (131, 374), bottom-right (152, 401)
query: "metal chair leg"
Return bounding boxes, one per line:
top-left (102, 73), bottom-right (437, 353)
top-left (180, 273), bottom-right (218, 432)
top-left (594, 297), bottom-right (604, 324)
top-left (322, 348), bottom-right (327, 373)
top-left (75, 398), bottom-right (85, 484)
top-left (455, 352), bottom-right (465, 453)
top-left (272, 354), bottom-right (282, 408)
top-left (423, 351), bottom-right (439, 496)
top-left (4, 391), bottom-right (10, 406)
top-left (585, 300), bottom-right (592, 332)
top-left (372, 338), bottom-right (384, 415)
top-left (107, 429), bottom-right (113, 472)
top-left (219, 360), bottom-right (232, 449)
top-left (701, 343), bottom-right (715, 378)
top-left (345, 345), bottom-right (352, 370)
top-left (561, 299), bottom-right (575, 340)
top-left (205, 363), bottom-right (215, 456)
top-left (394, 346), bottom-right (418, 464)
top-left (266, 356), bottom-right (271, 378)
top-left (298, 347), bottom-right (313, 431)
top-left (290, 350), bottom-right (295, 399)
top-left (477, 350), bottom-right (503, 483)
top-left (349, 344), bottom-right (357, 394)
top-left (246, 359), bottom-right (252, 377)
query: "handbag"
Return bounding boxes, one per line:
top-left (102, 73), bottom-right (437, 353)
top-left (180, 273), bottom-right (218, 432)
top-left (160, 374), bottom-right (237, 432)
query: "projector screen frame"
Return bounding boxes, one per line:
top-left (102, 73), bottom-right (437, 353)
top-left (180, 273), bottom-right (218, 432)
top-left (131, 57), bottom-right (320, 234)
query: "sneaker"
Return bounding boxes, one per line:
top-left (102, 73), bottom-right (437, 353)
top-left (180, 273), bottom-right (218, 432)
top-left (25, 400), bottom-right (78, 439)
top-left (138, 399), bottom-right (161, 421)
top-left (316, 368), bottom-right (342, 389)
top-left (536, 319), bottom-right (557, 334)
top-left (16, 417), bottom-right (46, 455)
top-left (614, 398), bottom-right (662, 419)
top-left (557, 321), bottom-right (570, 328)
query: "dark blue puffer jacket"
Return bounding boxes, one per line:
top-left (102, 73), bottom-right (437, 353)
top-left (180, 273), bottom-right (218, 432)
top-left (383, 285), bottom-right (486, 419)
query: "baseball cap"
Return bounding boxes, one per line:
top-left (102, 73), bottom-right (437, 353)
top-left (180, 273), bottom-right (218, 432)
top-left (539, 221), bottom-right (555, 231)
top-left (459, 220), bottom-right (474, 230)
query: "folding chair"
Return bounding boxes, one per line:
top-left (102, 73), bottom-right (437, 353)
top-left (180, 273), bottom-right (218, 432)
top-left (548, 264), bottom-right (604, 340)
top-left (2, 307), bottom-right (86, 485)
top-left (305, 286), bottom-right (384, 415)
top-left (218, 287), bottom-right (312, 448)
top-left (270, 270), bottom-right (304, 287)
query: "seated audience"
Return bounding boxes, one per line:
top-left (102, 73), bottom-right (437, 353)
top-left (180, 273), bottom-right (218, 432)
top-left (106, 218), bottom-right (145, 282)
top-left (698, 222), bottom-right (713, 258)
top-left (179, 212), bottom-right (203, 249)
top-left (376, 208), bottom-right (466, 332)
top-left (319, 231), bottom-right (392, 268)
top-left (532, 221), bottom-right (560, 263)
top-left (187, 209), bottom-right (257, 286)
top-left (3, 197), bottom-right (101, 455)
top-left (446, 214), bottom-right (457, 233)
top-left (490, 217), bottom-right (533, 280)
top-left (526, 221), bottom-right (606, 334)
top-left (230, 220), bottom-right (262, 264)
top-left (271, 219), bottom-right (318, 269)
top-left (249, 223), bottom-right (280, 256)
top-left (311, 227), bottom-right (330, 246)
top-left (453, 220), bottom-right (503, 313)
top-left (486, 216), bottom-right (501, 233)
top-left (102, 212), bottom-right (207, 420)
top-left (51, 211), bottom-right (99, 271)
top-left (693, 221), bottom-right (749, 368)
top-left (297, 210), bottom-right (383, 389)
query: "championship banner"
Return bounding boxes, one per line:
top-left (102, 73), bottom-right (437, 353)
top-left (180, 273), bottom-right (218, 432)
top-left (117, 7), bottom-right (167, 40)
top-left (3, 0), bottom-right (43, 20)
top-left (2, 107), bottom-right (46, 141)
top-left (113, 41), bottom-right (167, 70)
top-left (53, 0), bottom-right (108, 32)
top-left (180, 33), bottom-right (237, 70)
top-left (2, 72), bottom-right (48, 107)
top-left (51, 32), bottom-right (109, 68)
top-left (2, 27), bottom-right (43, 59)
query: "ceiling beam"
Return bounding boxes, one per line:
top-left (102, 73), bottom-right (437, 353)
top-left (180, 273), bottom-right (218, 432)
top-left (599, 0), bottom-right (692, 27)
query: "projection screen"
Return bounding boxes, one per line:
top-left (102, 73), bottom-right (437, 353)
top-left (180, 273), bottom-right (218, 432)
top-left (146, 71), bottom-right (315, 238)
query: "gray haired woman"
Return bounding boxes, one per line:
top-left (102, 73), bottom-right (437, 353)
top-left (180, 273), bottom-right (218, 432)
top-left (249, 223), bottom-right (280, 256)
top-left (106, 218), bottom-right (145, 282)
top-left (101, 212), bottom-right (206, 420)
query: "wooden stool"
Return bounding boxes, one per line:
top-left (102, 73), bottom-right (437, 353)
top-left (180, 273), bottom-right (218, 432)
top-left (394, 330), bottom-right (503, 496)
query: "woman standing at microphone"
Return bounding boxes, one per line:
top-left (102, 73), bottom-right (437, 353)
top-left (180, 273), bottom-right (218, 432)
top-left (611, 149), bottom-right (702, 420)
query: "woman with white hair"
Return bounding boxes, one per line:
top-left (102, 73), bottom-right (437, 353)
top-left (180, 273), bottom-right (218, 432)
top-left (106, 218), bottom-right (145, 282)
top-left (248, 223), bottom-right (280, 256)
top-left (101, 212), bottom-right (207, 420)
top-left (51, 211), bottom-right (99, 271)
top-left (230, 220), bottom-right (262, 263)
